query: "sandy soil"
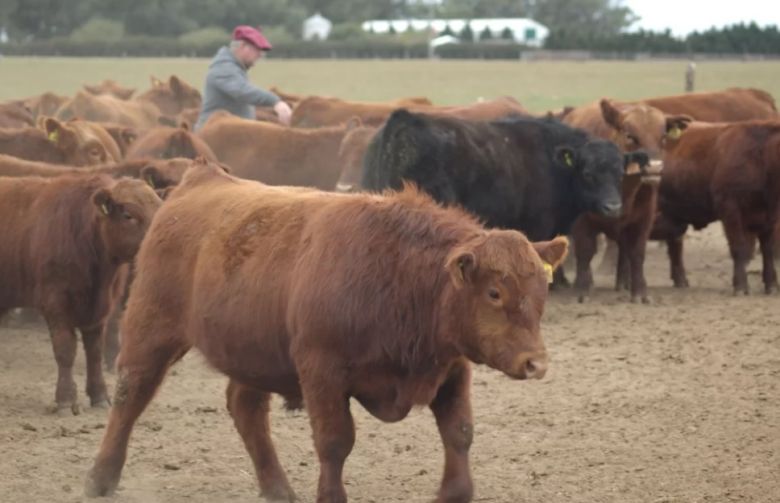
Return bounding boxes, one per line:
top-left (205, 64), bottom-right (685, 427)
top-left (1, 224), bottom-right (778, 503)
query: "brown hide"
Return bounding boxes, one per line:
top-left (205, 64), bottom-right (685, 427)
top-left (0, 101), bottom-right (35, 128)
top-left (0, 118), bottom-right (120, 166)
top-left (56, 91), bottom-right (161, 129)
top-left (651, 120), bottom-right (780, 294)
top-left (197, 113), bottom-right (358, 188)
top-left (292, 95), bottom-right (525, 128)
top-left (126, 127), bottom-right (217, 161)
top-left (83, 79), bottom-right (136, 100)
top-left (137, 75), bottom-right (202, 117)
top-left (0, 174), bottom-right (161, 413)
top-left (644, 87), bottom-right (777, 122)
top-left (85, 161), bottom-right (567, 500)
top-left (335, 124), bottom-right (379, 192)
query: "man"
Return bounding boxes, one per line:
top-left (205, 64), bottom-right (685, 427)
top-left (194, 25), bottom-right (292, 131)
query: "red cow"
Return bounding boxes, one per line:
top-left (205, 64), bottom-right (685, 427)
top-left (85, 162), bottom-right (568, 501)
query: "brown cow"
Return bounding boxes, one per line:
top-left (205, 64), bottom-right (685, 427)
top-left (84, 162), bottom-right (567, 500)
top-left (56, 91), bottom-right (161, 129)
top-left (98, 123), bottom-right (140, 157)
top-left (198, 112), bottom-right (360, 188)
top-left (126, 126), bottom-right (217, 161)
top-left (291, 96), bottom-right (521, 128)
top-left (563, 99), bottom-right (691, 302)
top-left (83, 79), bottom-right (136, 100)
top-left (644, 87), bottom-right (776, 122)
top-left (0, 100), bottom-right (35, 128)
top-left (334, 124), bottom-right (379, 192)
top-left (0, 118), bottom-right (120, 166)
top-left (0, 174), bottom-right (162, 414)
top-left (137, 75), bottom-right (202, 118)
top-left (652, 120), bottom-right (780, 294)
top-left (571, 153), bottom-right (660, 303)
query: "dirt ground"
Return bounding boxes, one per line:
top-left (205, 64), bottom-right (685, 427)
top-left (1, 224), bottom-right (778, 503)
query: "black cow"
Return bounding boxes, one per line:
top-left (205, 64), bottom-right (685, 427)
top-left (362, 110), bottom-right (638, 242)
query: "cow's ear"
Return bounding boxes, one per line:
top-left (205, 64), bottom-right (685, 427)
top-left (150, 75), bottom-right (164, 88)
top-left (446, 248), bottom-right (477, 289)
top-left (140, 166), bottom-right (165, 190)
top-left (665, 114), bottom-right (693, 139)
top-left (533, 236), bottom-right (569, 275)
top-left (116, 87), bottom-right (136, 100)
top-left (92, 188), bottom-right (116, 217)
top-left (169, 75), bottom-right (183, 96)
top-left (83, 84), bottom-right (100, 95)
top-left (43, 117), bottom-right (74, 147)
top-left (600, 99), bottom-right (623, 131)
top-left (555, 146), bottom-right (577, 169)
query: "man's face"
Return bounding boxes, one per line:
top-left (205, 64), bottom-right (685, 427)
top-left (237, 42), bottom-right (264, 68)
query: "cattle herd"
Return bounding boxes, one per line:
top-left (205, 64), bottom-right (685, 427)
top-left (0, 75), bottom-right (778, 502)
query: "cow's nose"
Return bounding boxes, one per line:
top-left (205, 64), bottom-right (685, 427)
top-left (599, 202), bottom-right (622, 217)
top-left (525, 357), bottom-right (548, 380)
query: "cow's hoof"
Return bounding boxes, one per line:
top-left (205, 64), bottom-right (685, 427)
top-left (50, 401), bottom-right (81, 416)
top-left (84, 469), bottom-right (118, 498)
top-left (262, 486), bottom-right (297, 502)
top-left (91, 398), bottom-right (111, 410)
top-left (577, 294), bottom-right (589, 304)
top-left (765, 284), bottom-right (778, 295)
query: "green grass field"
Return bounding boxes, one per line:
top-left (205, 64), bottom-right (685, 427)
top-left (1, 57), bottom-right (779, 112)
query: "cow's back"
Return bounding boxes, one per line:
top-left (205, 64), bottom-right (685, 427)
top-left (645, 88), bottom-right (777, 122)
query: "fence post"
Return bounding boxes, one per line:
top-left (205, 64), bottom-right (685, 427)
top-left (685, 62), bottom-right (696, 92)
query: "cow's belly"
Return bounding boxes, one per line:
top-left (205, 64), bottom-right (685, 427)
top-left (350, 368), bottom-right (446, 423)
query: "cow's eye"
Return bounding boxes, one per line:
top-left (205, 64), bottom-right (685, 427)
top-left (624, 133), bottom-right (638, 145)
top-left (121, 210), bottom-right (134, 220)
top-left (488, 288), bottom-right (501, 301)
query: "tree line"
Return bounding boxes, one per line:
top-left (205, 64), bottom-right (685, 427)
top-left (1, 0), bottom-right (778, 55)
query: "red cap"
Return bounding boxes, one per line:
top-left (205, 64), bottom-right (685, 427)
top-left (232, 25), bottom-right (272, 51)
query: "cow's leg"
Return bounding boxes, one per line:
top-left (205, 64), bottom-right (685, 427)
top-left (81, 325), bottom-right (110, 408)
top-left (44, 318), bottom-right (80, 415)
top-left (615, 237), bottom-right (631, 292)
top-left (85, 335), bottom-right (188, 497)
top-left (572, 221), bottom-right (597, 303)
top-left (597, 238), bottom-right (619, 275)
top-left (666, 236), bottom-right (689, 288)
top-left (624, 224), bottom-right (650, 304)
top-left (720, 211), bottom-right (752, 295)
top-left (226, 380), bottom-right (296, 502)
top-left (758, 228), bottom-right (778, 294)
top-left (430, 360), bottom-right (474, 503)
top-left (102, 308), bottom-right (121, 372)
top-left (301, 377), bottom-right (354, 503)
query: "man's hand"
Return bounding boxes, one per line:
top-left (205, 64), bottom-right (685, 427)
top-left (273, 101), bottom-right (292, 126)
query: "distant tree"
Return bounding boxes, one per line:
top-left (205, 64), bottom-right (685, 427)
top-left (388, 24), bottom-right (397, 35)
top-left (441, 24), bottom-right (455, 37)
top-left (460, 22), bottom-right (474, 42)
top-left (479, 26), bottom-right (493, 41)
top-left (501, 26), bottom-right (515, 41)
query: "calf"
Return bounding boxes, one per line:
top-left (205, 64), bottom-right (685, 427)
top-left (362, 110), bottom-right (628, 242)
top-left (653, 121), bottom-right (780, 294)
top-left (0, 174), bottom-right (162, 413)
top-left (85, 162), bottom-right (567, 501)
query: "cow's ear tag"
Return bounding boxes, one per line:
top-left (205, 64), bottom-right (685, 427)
top-left (543, 262), bottom-right (554, 283)
top-left (100, 203), bottom-right (110, 216)
top-left (667, 127), bottom-right (682, 140)
top-left (48, 130), bottom-right (59, 143)
top-left (564, 151), bottom-right (573, 167)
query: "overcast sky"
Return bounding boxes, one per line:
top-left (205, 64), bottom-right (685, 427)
top-left (625, 0), bottom-right (780, 36)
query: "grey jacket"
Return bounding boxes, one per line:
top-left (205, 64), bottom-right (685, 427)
top-left (194, 46), bottom-right (280, 131)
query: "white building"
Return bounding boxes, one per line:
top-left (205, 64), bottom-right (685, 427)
top-left (303, 12), bottom-right (333, 41)
top-left (361, 18), bottom-right (549, 47)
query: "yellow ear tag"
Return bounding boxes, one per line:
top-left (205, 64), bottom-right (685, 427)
top-left (100, 203), bottom-right (110, 215)
top-left (564, 152), bottom-right (573, 167)
top-left (48, 130), bottom-right (59, 143)
top-left (543, 262), bottom-right (554, 284)
top-left (145, 174), bottom-right (156, 189)
top-left (667, 127), bottom-right (682, 140)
